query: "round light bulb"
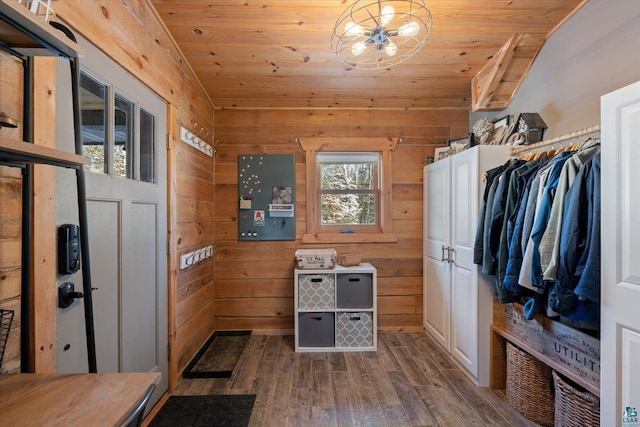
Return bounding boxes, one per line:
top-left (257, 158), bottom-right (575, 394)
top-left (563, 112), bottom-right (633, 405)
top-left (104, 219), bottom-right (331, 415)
top-left (384, 41), bottom-right (397, 56)
top-left (381, 5), bottom-right (395, 26)
top-left (345, 21), bottom-right (365, 37)
top-left (398, 21), bottom-right (420, 37)
top-left (352, 41), bottom-right (367, 56)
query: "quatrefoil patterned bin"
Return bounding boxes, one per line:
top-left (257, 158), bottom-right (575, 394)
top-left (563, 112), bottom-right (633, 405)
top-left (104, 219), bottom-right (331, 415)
top-left (336, 312), bottom-right (373, 347)
top-left (297, 274), bottom-right (335, 310)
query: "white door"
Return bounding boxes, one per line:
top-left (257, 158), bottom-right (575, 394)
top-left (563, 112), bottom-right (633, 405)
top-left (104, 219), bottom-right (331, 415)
top-left (423, 161), bottom-right (451, 349)
top-left (601, 80), bottom-right (640, 425)
top-left (55, 34), bottom-right (168, 407)
top-left (450, 151), bottom-right (478, 376)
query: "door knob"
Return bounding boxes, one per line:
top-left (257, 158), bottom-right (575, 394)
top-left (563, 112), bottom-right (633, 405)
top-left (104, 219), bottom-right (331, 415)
top-left (58, 282), bottom-right (84, 308)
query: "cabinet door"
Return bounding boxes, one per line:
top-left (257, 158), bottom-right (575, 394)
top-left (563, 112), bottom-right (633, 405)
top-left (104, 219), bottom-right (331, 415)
top-left (423, 159), bottom-right (451, 260)
top-left (423, 160), bottom-right (452, 350)
top-left (450, 264), bottom-right (477, 376)
top-left (423, 255), bottom-right (451, 350)
top-left (601, 79), bottom-right (640, 425)
top-left (449, 150), bottom-right (479, 377)
top-left (450, 149), bottom-right (477, 269)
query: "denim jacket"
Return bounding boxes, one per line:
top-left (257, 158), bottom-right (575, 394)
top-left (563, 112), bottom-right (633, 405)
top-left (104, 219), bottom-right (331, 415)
top-left (548, 153), bottom-right (601, 316)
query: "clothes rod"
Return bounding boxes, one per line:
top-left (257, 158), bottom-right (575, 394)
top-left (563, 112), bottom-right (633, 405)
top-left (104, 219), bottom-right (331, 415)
top-left (508, 124), bottom-right (600, 156)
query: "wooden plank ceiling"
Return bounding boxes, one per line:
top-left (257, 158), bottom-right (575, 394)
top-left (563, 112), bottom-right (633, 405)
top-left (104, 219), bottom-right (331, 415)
top-left (151, 0), bottom-right (585, 110)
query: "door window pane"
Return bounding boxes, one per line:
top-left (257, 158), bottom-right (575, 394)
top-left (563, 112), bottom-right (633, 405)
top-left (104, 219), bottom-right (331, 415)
top-left (140, 109), bottom-right (155, 183)
top-left (80, 72), bottom-right (108, 174)
top-left (114, 94), bottom-right (135, 179)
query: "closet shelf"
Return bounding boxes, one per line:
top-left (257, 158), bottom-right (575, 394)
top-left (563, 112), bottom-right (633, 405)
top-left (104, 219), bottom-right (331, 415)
top-left (0, 0), bottom-right (84, 58)
top-left (0, 136), bottom-right (89, 168)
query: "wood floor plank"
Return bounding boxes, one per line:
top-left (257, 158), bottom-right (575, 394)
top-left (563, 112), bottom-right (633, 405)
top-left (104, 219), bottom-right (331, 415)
top-left (387, 344), bottom-right (431, 386)
top-left (357, 386), bottom-right (388, 427)
top-left (375, 334), bottom-right (403, 371)
top-left (264, 350), bottom-right (295, 425)
top-left (328, 351), bottom-right (348, 372)
top-left (331, 370), bottom-right (360, 427)
top-left (483, 388), bottom-right (541, 427)
top-left (312, 357), bottom-right (331, 389)
top-left (288, 386), bottom-right (312, 427)
top-left (345, 352), bottom-right (372, 389)
top-left (442, 368), bottom-right (512, 426)
top-left (362, 356), bottom-right (402, 406)
top-left (261, 335), bottom-right (285, 360)
top-left (415, 384), bottom-right (466, 427)
top-left (164, 333), bottom-right (546, 427)
top-left (311, 386), bottom-right (337, 427)
top-left (293, 352), bottom-right (312, 388)
top-left (387, 370), bottom-right (438, 426)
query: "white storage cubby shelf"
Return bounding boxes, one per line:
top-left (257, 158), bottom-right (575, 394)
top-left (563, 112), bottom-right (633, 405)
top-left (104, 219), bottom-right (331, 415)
top-left (294, 263), bottom-right (377, 352)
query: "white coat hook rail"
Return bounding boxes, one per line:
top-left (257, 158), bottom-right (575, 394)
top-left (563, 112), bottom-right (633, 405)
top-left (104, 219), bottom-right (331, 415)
top-left (508, 124), bottom-right (601, 157)
top-left (180, 124), bottom-right (213, 157)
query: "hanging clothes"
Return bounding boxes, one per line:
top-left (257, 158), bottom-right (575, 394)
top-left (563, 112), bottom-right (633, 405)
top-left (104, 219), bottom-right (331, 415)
top-left (539, 144), bottom-right (600, 282)
top-left (548, 152), bottom-right (601, 321)
top-left (474, 138), bottom-right (601, 326)
top-left (474, 162), bottom-right (510, 265)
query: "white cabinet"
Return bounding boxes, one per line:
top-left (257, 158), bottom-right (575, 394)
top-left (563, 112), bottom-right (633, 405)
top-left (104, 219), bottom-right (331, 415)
top-left (423, 146), bottom-right (509, 386)
top-left (295, 263), bottom-right (377, 352)
top-left (601, 80), bottom-right (640, 424)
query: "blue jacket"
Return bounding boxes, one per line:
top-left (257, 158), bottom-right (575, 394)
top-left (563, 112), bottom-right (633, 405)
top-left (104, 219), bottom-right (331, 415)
top-left (548, 152), bottom-right (601, 317)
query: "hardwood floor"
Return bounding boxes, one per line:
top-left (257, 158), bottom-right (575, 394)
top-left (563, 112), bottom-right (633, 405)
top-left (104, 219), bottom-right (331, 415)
top-left (168, 332), bottom-right (541, 427)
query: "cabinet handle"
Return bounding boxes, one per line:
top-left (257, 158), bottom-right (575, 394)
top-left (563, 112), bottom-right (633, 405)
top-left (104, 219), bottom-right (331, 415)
top-left (447, 247), bottom-right (455, 263)
top-left (441, 245), bottom-right (447, 262)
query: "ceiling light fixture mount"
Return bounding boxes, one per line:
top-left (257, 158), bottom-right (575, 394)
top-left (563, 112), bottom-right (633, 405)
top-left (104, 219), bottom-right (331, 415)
top-left (332, 0), bottom-right (432, 70)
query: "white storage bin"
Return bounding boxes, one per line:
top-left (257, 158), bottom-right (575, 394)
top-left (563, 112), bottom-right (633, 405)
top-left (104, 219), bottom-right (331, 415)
top-left (295, 249), bottom-right (336, 269)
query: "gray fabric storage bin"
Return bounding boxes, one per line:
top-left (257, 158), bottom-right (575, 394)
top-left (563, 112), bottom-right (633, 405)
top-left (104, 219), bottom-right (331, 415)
top-left (336, 273), bottom-right (373, 309)
top-left (298, 312), bottom-right (335, 347)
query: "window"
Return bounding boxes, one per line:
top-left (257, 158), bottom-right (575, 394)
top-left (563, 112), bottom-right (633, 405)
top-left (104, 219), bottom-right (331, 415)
top-left (318, 152), bottom-right (379, 228)
top-left (300, 138), bottom-right (398, 244)
top-left (80, 70), bottom-right (157, 183)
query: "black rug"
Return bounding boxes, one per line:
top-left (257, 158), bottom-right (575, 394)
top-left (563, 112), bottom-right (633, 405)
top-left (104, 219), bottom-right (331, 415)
top-left (149, 394), bottom-right (256, 427)
top-left (183, 330), bottom-right (251, 378)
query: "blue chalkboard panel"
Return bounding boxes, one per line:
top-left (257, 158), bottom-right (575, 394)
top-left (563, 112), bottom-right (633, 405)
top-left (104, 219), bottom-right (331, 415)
top-left (238, 154), bottom-right (296, 241)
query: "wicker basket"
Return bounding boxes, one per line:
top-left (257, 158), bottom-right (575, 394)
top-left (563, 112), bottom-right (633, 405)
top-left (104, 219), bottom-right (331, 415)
top-left (506, 341), bottom-right (555, 427)
top-left (552, 371), bottom-right (600, 427)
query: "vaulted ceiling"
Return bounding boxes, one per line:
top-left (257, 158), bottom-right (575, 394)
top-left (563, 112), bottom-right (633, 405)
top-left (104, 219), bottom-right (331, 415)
top-left (151, 0), bottom-right (585, 110)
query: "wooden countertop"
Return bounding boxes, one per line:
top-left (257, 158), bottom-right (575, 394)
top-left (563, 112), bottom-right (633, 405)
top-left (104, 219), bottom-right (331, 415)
top-left (0, 372), bottom-right (161, 426)
top-left (0, 136), bottom-right (90, 168)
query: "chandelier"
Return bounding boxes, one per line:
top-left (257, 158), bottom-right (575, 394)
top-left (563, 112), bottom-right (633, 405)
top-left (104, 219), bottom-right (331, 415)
top-left (331, 0), bottom-right (433, 70)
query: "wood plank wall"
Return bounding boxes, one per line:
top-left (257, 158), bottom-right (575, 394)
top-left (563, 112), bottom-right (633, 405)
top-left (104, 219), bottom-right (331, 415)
top-left (0, 52), bottom-right (24, 374)
top-left (214, 108), bottom-right (469, 333)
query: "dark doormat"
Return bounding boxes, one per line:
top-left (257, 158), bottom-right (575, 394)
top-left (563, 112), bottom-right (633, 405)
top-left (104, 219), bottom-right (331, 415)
top-left (183, 330), bottom-right (251, 378)
top-left (148, 394), bottom-right (256, 427)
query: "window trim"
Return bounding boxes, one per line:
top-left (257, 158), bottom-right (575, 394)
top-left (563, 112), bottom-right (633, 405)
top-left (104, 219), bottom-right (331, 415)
top-left (300, 137), bottom-right (398, 244)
